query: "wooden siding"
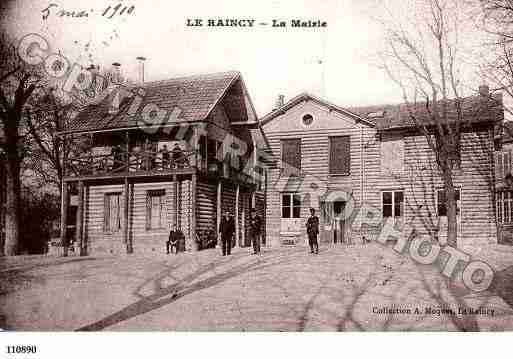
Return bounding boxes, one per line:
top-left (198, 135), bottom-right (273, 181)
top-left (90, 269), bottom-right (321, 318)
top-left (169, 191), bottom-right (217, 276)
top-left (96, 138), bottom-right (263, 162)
top-left (221, 182), bottom-right (236, 217)
top-left (239, 189), bottom-right (251, 246)
top-left (359, 128), bottom-right (497, 249)
top-left (263, 99), bottom-right (368, 246)
top-left (131, 182), bottom-right (173, 252)
top-left (179, 179), bottom-right (192, 249)
top-left (196, 179), bottom-right (217, 235)
top-left (85, 183), bottom-right (125, 254)
top-left (84, 179), bottom-right (196, 254)
top-left (263, 98), bottom-right (497, 249)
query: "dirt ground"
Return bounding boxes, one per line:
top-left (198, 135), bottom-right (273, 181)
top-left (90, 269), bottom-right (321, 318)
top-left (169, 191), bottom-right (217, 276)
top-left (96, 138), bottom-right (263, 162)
top-left (1, 243), bottom-right (513, 331)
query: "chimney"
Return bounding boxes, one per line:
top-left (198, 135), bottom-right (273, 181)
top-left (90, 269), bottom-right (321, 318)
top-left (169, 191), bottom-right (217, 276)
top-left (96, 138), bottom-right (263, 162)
top-left (111, 62), bottom-right (122, 84)
top-left (274, 94), bottom-right (285, 110)
top-left (136, 56), bottom-right (146, 85)
top-left (108, 89), bottom-right (120, 114)
top-left (86, 64), bottom-right (100, 100)
top-left (108, 63), bottom-right (122, 114)
top-left (479, 84), bottom-right (489, 97)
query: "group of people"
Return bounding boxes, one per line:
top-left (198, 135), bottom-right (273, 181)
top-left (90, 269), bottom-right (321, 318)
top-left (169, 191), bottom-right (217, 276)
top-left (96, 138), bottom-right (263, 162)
top-left (106, 141), bottom-right (190, 173)
top-left (165, 207), bottom-right (321, 256)
top-left (159, 143), bottom-right (189, 170)
top-left (218, 208), bottom-right (263, 256)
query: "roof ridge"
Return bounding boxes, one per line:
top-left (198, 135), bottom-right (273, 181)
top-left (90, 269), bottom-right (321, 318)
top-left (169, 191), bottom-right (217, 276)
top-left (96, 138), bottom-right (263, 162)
top-left (143, 70), bottom-right (240, 87)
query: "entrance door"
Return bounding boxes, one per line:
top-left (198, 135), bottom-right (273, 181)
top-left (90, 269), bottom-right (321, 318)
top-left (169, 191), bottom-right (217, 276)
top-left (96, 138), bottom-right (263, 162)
top-left (320, 200), bottom-right (346, 244)
top-left (333, 201), bottom-right (346, 244)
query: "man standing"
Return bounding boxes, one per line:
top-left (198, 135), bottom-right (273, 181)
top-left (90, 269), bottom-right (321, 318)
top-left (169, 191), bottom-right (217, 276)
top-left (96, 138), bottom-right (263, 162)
top-left (219, 211), bottom-right (235, 256)
top-left (167, 225), bottom-right (179, 254)
top-left (249, 208), bottom-right (262, 255)
top-left (306, 208), bottom-right (319, 254)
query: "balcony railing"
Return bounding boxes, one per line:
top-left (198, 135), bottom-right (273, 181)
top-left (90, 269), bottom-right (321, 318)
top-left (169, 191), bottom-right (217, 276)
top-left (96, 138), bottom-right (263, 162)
top-left (66, 149), bottom-right (196, 178)
top-left (65, 148), bottom-right (260, 188)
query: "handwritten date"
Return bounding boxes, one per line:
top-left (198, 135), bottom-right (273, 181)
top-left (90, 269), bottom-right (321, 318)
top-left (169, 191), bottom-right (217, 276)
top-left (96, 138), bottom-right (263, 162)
top-left (41, 3), bottom-right (135, 20)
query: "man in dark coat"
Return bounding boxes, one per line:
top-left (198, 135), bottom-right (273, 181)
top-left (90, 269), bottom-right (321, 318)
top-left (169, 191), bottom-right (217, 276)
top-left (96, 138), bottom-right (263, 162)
top-left (249, 208), bottom-right (262, 255)
top-left (306, 207), bottom-right (319, 254)
top-left (219, 211), bottom-right (235, 256)
top-left (167, 225), bottom-right (179, 254)
top-left (172, 144), bottom-right (185, 168)
top-left (111, 144), bottom-right (123, 171)
top-left (161, 144), bottom-right (170, 169)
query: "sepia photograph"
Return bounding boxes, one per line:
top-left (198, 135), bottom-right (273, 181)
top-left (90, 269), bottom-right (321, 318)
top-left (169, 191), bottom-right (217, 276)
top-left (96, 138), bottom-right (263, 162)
top-left (2, 0), bottom-right (513, 341)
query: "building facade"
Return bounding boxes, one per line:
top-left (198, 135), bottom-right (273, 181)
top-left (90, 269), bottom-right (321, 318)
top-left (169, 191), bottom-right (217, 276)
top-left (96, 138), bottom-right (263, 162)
top-left (495, 121), bottom-right (513, 245)
top-left (261, 91), bottom-right (502, 250)
top-left (0, 154), bottom-right (5, 255)
top-left (61, 71), bottom-right (267, 255)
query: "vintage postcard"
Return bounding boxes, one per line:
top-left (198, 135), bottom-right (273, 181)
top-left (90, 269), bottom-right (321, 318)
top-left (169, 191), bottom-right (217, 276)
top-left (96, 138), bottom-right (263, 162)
top-left (1, 0), bottom-right (513, 337)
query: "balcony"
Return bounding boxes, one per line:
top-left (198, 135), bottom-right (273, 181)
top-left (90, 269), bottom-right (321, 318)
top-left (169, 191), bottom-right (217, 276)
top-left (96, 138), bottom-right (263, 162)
top-left (65, 148), bottom-right (197, 180)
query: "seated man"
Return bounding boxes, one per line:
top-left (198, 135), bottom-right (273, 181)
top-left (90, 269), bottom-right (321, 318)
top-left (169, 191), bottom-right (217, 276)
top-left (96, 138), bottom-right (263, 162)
top-left (166, 225), bottom-right (179, 254)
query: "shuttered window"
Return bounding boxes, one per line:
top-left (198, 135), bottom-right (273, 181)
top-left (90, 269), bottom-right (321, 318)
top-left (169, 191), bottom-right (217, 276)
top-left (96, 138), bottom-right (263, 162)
top-left (329, 136), bottom-right (350, 175)
top-left (281, 139), bottom-right (301, 173)
top-left (146, 189), bottom-right (166, 230)
top-left (381, 138), bottom-right (404, 173)
top-left (104, 192), bottom-right (121, 233)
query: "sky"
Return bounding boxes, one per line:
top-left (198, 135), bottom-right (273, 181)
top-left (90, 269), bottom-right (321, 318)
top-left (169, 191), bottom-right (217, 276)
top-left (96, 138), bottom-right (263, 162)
top-left (0, 0), bottom-right (478, 117)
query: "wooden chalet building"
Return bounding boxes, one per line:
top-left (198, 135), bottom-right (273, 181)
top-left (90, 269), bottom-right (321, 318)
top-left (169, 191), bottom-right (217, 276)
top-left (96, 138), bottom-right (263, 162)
top-left (60, 71), bottom-right (268, 255)
top-left (261, 88), bottom-right (503, 250)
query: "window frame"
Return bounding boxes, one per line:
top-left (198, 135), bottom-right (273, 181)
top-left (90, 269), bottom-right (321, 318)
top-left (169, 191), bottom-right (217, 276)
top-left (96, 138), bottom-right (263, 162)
top-left (280, 138), bottom-right (301, 174)
top-left (496, 151), bottom-right (511, 180)
top-left (281, 193), bottom-right (301, 219)
top-left (436, 188), bottom-right (462, 218)
top-left (146, 189), bottom-right (167, 230)
top-left (301, 113), bottom-right (314, 127)
top-left (380, 190), bottom-right (404, 221)
top-left (104, 192), bottom-right (122, 234)
top-left (328, 135), bottom-right (351, 176)
top-left (497, 190), bottom-right (513, 224)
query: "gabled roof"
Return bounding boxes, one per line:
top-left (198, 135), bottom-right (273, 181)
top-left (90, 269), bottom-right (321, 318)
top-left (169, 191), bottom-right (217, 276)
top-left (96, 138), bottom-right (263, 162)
top-left (348, 93), bottom-right (503, 131)
top-left (259, 92), bottom-right (375, 128)
top-left (64, 71), bottom-right (244, 134)
top-left (260, 91), bottom-right (503, 132)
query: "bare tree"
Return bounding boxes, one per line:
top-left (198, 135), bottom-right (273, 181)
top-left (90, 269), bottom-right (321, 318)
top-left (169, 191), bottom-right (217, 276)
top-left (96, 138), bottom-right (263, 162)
top-left (0, 34), bottom-right (42, 255)
top-left (477, 1), bottom-right (513, 139)
top-left (23, 88), bottom-right (77, 191)
top-left (22, 62), bottom-right (117, 192)
top-left (375, 0), bottom-right (497, 247)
